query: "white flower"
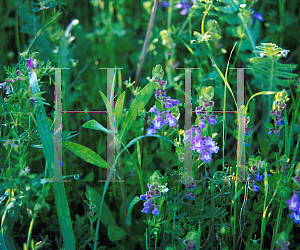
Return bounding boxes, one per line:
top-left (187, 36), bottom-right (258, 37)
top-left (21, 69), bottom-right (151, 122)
top-left (240, 3), bottom-right (246, 8)
top-left (65, 19), bottom-right (79, 37)
top-left (281, 49), bottom-right (288, 58)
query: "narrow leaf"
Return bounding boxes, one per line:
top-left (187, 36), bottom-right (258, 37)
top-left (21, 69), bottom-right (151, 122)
top-left (29, 71), bottom-right (75, 249)
top-left (125, 196), bottom-right (140, 227)
top-left (115, 91), bottom-right (126, 129)
top-left (120, 81), bottom-right (154, 141)
top-left (82, 119), bottom-right (115, 135)
top-left (63, 141), bottom-right (107, 168)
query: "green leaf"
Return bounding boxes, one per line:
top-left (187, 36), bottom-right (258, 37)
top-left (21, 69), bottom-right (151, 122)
top-left (264, 122), bottom-right (274, 130)
top-left (99, 90), bottom-right (113, 122)
top-left (99, 90), bottom-right (109, 110)
top-left (108, 225), bottom-right (126, 242)
top-left (89, 185), bottom-right (117, 227)
top-left (119, 81), bottom-right (154, 141)
top-left (155, 101), bottom-right (162, 112)
top-left (1, 219), bottom-right (17, 250)
top-left (115, 91), bottom-right (126, 129)
top-left (125, 196), bottom-right (140, 227)
top-left (29, 71), bottom-right (75, 249)
top-left (250, 43), bottom-right (298, 91)
top-left (194, 186), bottom-right (202, 195)
top-left (82, 119), bottom-right (115, 135)
top-left (63, 141), bottom-right (107, 168)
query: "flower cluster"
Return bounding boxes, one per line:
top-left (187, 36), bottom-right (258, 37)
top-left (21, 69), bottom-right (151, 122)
top-left (0, 79), bottom-right (14, 95)
top-left (175, 1), bottom-right (194, 15)
top-left (182, 175), bottom-right (197, 200)
top-left (248, 172), bottom-right (268, 191)
top-left (234, 114), bottom-right (252, 148)
top-left (146, 65), bottom-right (180, 135)
top-left (183, 86), bottom-right (219, 163)
top-left (277, 154), bottom-right (290, 173)
top-left (268, 90), bottom-right (289, 136)
top-left (140, 171), bottom-right (168, 216)
top-left (183, 231), bottom-right (199, 250)
top-left (287, 193), bottom-right (300, 223)
top-left (244, 116), bottom-right (252, 147)
top-left (247, 155), bottom-right (270, 191)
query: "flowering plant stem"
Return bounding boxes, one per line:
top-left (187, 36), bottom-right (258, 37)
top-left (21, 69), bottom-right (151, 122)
top-left (26, 216), bottom-right (35, 250)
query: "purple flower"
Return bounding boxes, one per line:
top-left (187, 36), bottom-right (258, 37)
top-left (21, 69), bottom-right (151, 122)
top-left (144, 199), bottom-right (152, 207)
top-left (163, 97), bottom-right (180, 108)
top-left (152, 206), bottom-right (159, 215)
top-left (207, 115), bottom-right (217, 125)
top-left (147, 125), bottom-right (157, 135)
top-left (5, 84), bottom-right (14, 94)
top-left (203, 137), bottom-right (219, 154)
top-left (152, 115), bottom-right (165, 130)
top-left (0, 82), bottom-right (5, 88)
top-left (289, 210), bottom-right (300, 223)
top-left (198, 118), bottom-right (206, 129)
top-left (149, 105), bottom-right (159, 116)
top-left (190, 193), bottom-right (195, 200)
top-left (191, 132), bottom-right (204, 150)
top-left (175, 1), bottom-right (193, 15)
top-left (159, 1), bottom-right (170, 8)
top-left (253, 184), bottom-right (260, 191)
top-left (196, 106), bottom-right (205, 115)
top-left (251, 8), bottom-right (264, 22)
top-left (140, 194), bottom-right (147, 200)
top-left (28, 58), bottom-right (39, 69)
top-left (287, 194), bottom-right (300, 211)
top-left (164, 113), bottom-right (177, 127)
top-left (255, 173), bottom-right (264, 182)
top-left (199, 150), bottom-right (211, 163)
top-left (141, 206), bottom-right (151, 213)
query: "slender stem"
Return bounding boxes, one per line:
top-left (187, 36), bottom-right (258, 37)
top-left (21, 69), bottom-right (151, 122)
top-left (116, 144), bottom-right (131, 243)
top-left (26, 216), bottom-right (36, 250)
top-left (134, 0), bottom-right (159, 87)
top-left (201, 4), bottom-right (211, 37)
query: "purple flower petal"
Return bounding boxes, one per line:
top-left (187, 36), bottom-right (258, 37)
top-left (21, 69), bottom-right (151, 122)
top-left (152, 207), bottom-right (159, 215)
top-left (162, 2), bottom-right (170, 7)
top-left (141, 206), bottom-right (151, 213)
top-left (149, 106), bottom-right (159, 116)
top-left (252, 12), bottom-right (264, 21)
top-left (28, 58), bottom-right (33, 69)
top-left (253, 184), bottom-right (260, 191)
top-left (140, 194), bottom-right (147, 200)
top-left (144, 199), bottom-right (152, 207)
top-left (199, 150), bottom-right (211, 163)
top-left (147, 125), bottom-right (157, 135)
top-left (287, 194), bottom-right (300, 211)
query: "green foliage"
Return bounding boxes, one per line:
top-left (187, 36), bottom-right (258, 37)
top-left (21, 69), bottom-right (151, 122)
top-left (250, 43), bottom-right (298, 90)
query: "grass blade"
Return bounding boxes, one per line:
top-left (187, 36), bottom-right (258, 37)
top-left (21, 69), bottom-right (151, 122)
top-left (29, 70), bottom-right (75, 249)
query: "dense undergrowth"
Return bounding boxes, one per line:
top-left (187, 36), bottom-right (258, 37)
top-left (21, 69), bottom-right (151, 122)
top-left (0, 0), bottom-right (300, 249)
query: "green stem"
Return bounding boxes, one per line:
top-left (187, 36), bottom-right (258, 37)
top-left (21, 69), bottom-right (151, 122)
top-left (115, 143), bottom-right (131, 243)
top-left (26, 216), bottom-right (35, 250)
